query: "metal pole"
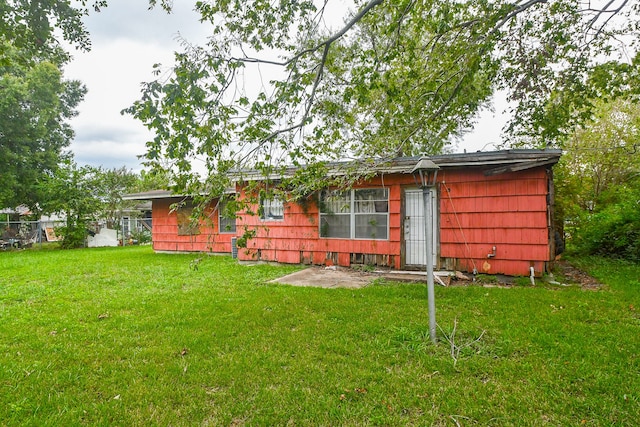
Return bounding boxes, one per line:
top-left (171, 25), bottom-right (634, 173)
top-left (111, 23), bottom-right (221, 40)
top-left (423, 186), bottom-right (437, 344)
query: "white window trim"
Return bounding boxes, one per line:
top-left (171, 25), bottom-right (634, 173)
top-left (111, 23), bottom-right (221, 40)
top-left (260, 196), bottom-right (284, 221)
top-left (319, 188), bottom-right (389, 240)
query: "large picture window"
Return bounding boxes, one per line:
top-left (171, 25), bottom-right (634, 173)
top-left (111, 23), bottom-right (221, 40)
top-left (319, 188), bottom-right (389, 240)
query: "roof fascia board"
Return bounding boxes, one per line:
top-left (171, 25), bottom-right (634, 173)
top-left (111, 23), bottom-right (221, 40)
top-left (483, 159), bottom-right (560, 176)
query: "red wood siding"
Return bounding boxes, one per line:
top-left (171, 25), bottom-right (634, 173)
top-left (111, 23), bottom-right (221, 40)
top-left (151, 199), bottom-right (233, 253)
top-left (438, 168), bottom-right (551, 276)
top-left (236, 176), bottom-right (410, 269)
top-left (148, 166), bottom-right (554, 276)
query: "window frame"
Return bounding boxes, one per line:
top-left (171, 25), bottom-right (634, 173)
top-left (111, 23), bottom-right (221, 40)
top-left (218, 200), bottom-right (237, 234)
top-left (259, 196), bottom-right (285, 221)
top-left (176, 202), bottom-right (201, 236)
top-left (319, 188), bottom-right (389, 240)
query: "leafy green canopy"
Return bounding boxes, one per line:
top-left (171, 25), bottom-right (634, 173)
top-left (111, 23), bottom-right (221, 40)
top-left (0, 45), bottom-right (86, 209)
top-left (38, 159), bottom-right (103, 248)
top-left (125, 0), bottom-right (638, 199)
top-left (555, 98), bottom-right (640, 260)
top-left (0, 0), bottom-right (103, 65)
top-left (0, 0), bottom-right (99, 210)
top-left (0, 1), bottom-right (173, 212)
top-left (519, 49), bottom-right (640, 148)
top-left (0, 0), bottom-right (173, 62)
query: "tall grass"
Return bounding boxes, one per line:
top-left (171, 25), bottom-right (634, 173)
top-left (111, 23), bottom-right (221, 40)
top-left (1, 247), bottom-right (638, 425)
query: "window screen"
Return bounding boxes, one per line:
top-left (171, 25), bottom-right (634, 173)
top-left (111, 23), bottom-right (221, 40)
top-left (319, 189), bottom-right (388, 240)
top-left (218, 201), bottom-right (236, 233)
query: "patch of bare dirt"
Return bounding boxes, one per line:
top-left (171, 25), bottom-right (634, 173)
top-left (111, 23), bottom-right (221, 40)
top-left (552, 259), bottom-right (604, 290)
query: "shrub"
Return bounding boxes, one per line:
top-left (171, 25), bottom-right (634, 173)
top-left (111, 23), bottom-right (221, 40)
top-left (130, 229), bottom-right (152, 244)
top-left (573, 195), bottom-right (640, 261)
top-left (56, 223), bottom-right (87, 249)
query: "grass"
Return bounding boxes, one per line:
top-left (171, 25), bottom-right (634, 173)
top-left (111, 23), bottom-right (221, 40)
top-left (1, 246), bottom-right (639, 425)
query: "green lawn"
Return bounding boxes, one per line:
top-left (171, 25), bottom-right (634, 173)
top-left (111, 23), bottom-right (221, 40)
top-left (1, 246), bottom-right (638, 426)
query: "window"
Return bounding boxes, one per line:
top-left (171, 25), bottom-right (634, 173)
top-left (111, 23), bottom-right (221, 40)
top-left (260, 196), bottom-right (284, 221)
top-left (176, 202), bottom-right (200, 236)
top-left (319, 190), bottom-right (351, 238)
top-left (319, 188), bottom-right (389, 240)
top-left (218, 201), bottom-right (236, 233)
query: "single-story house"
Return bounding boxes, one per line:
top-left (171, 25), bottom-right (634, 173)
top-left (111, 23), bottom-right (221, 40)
top-left (125, 149), bottom-right (562, 276)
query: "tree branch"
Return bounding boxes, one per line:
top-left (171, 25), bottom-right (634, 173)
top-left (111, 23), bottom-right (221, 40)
top-left (224, 0), bottom-right (384, 69)
top-left (585, 0), bottom-right (629, 41)
top-left (241, 0), bottom-right (385, 147)
top-left (492, 0), bottom-right (548, 35)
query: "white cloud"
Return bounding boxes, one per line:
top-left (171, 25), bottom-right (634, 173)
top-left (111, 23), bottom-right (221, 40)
top-left (66, 39), bottom-right (170, 170)
top-left (65, 1), bottom-right (210, 171)
top-left (455, 90), bottom-right (511, 153)
top-left (84, 0), bottom-right (208, 46)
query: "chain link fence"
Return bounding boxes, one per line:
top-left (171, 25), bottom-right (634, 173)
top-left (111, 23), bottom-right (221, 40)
top-left (118, 217), bottom-right (152, 246)
top-left (0, 217), bottom-right (152, 250)
top-left (0, 220), bottom-right (61, 249)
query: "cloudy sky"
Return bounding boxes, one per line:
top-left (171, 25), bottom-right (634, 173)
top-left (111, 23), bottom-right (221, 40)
top-left (63, 1), bottom-right (211, 171)
top-left (65, 1), bottom-right (507, 171)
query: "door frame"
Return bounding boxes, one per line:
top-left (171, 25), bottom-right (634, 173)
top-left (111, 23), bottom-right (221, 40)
top-left (401, 187), bottom-right (439, 269)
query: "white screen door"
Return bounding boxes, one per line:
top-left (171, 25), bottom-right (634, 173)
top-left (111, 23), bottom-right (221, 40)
top-left (404, 188), bottom-right (438, 266)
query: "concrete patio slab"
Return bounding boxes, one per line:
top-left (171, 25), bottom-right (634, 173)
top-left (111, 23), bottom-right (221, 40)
top-left (270, 267), bottom-right (376, 289)
top-left (269, 266), bottom-right (453, 288)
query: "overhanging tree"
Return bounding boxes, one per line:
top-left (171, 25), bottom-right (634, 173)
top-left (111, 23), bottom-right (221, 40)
top-left (0, 0), bottom-right (96, 211)
top-left (125, 0), bottom-right (639, 201)
top-left (516, 49), bottom-right (640, 147)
